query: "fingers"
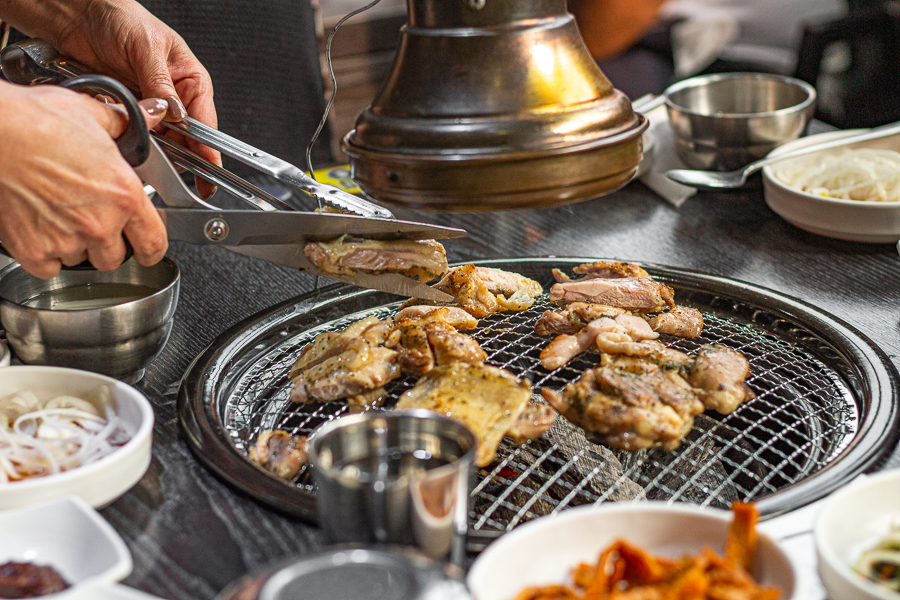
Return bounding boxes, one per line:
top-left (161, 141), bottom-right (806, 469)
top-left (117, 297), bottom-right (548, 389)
top-left (123, 200), bottom-right (168, 267)
top-left (86, 234), bottom-right (128, 272)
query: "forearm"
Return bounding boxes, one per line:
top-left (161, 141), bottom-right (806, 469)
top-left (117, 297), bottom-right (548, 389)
top-left (0, 0), bottom-right (90, 46)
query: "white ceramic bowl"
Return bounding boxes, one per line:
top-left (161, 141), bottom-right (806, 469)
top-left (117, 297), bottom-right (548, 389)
top-left (468, 502), bottom-right (797, 600)
top-left (0, 366), bottom-right (154, 509)
top-left (762, 129), bottom-right (900, 243)
top-left (815, 469), bottom-right (900, 600)
top-left (0, 495), bottom-right (132, 597)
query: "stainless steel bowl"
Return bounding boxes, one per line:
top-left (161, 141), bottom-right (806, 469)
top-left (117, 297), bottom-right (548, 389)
top-left (308, 410), bottom-right (476, 564)
top-left (0, 258), bottom-right (179, 383)
top-left (665, 72), bottom-right (816, 170)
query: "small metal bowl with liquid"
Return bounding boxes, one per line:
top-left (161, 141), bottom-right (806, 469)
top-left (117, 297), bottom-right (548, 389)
top-left (0, 258), bottom-right (179, 383)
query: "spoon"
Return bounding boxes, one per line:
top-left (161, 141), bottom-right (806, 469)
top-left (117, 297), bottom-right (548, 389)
top-left (666, 120), bottom-right (900, 189)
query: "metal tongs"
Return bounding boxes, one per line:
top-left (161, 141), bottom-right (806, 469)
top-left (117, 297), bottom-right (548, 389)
top-left (1, 41), bottom-right (464, 302)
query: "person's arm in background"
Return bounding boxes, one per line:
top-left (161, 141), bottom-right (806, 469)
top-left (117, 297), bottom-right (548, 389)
top-left (0, 0), bottom-right (220, 277)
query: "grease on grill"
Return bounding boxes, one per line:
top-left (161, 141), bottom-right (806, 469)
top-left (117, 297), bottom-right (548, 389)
top-left (224, 292), bottom-right (857, 532)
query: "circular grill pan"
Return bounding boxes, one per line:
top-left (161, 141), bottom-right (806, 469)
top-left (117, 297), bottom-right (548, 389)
top-left (177, 258), bottom-right (900, 537)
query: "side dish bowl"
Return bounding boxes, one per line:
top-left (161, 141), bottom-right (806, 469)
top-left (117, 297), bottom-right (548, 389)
top-left (763, 129), bottom-right (900, 243)
top-left (0, 366), bottom-right (154, 510)
top-left (467, 502), bottom-right (797, 600)
top-left (0, 495), bottom-right (132, 596)
top-left (815, 469), bottom-right (900, 600)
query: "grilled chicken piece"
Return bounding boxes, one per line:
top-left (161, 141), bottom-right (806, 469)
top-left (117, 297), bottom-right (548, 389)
top-left (552, 261), bottom-right (652, 282)
top-left (386, 322), bottom-right (435, 378)
top-left (290, 337), bottom-right (400, 403)
top-left (248, 430), bottom-right (309, 479)
top-left (688, 345), bottom-right (755, 414)
top-left (394, 305), bottom-right (478, 330)
top-left (534, 303), bottom-right (626, 335)
top-left (550, 277), bottom-right (674, 312)
top-left (539, 314), bottom-right (659, 370)
top-left (601, 342), bottom-right (694, 374)
top-left (385, 314), bottom-right (487, 377)
top-left (505, 401), bottom-right (557, 444)
top-left (426, 323), bottom-right (487, 366)
top-left (304, 236), bottom-right (448, 282)
top-left (396, 363), bottom-right (533, 467)
top-left (648, 306), bottom-right (704, 338)
top-left (347, 388), bottom-right (388, 413)
top-left (290, 316), bottom-right (382, 375)
top-left (542, 364), bottom-right (703, 451)
top-left (404, 264), bottom-right (542, 317)
top-left (473, 266), bottom-right (543, 311)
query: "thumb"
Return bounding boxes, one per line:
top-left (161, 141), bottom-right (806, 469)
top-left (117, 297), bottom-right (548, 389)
top-left (98, 98), bottom-right (170, 139)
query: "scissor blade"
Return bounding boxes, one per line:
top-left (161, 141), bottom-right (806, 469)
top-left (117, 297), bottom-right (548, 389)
top-left (162, 209), bottom-right (467, 245)
top-left (226, 244), bottom-right (454, 303)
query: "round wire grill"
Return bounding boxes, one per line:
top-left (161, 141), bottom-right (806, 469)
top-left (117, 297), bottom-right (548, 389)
top-left (178, 258), bottom-right (899, 543)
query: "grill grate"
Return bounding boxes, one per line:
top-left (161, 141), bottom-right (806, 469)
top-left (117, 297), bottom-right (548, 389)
top-left (219, 291), bottom-right (856, 532)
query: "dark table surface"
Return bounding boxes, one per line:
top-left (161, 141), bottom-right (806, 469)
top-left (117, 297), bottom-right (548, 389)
top-left (104, 133), bottom-right (900, 599)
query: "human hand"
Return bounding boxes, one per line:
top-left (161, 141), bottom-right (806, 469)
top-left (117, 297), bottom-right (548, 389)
top-left (1, 0), bottom-right (221, 198)
top-left (0, 81), bottom-right (170, 279)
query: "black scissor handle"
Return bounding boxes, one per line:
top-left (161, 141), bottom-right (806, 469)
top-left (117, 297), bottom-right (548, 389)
top-left (0, 74), bottom-right (145, 271)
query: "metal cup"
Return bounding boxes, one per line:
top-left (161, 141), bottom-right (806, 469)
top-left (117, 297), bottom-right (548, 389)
top-left (308, 410), bottom-right (476, 564)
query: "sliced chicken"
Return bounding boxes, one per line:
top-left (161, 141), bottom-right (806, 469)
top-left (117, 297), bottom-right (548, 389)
top-left (688, 344), bottom-right (755, 414)
top-left (601, 343), bottom-right (694, 374)
top-left (347, 388), bottom-right (388, 413)
top-left (552, 261), bottom-right (651, 283)
top-left (404, 264), bottom-right (542, 317)
top-left (248, 430), bottom-right (309, 479)
top-left (549, 277), bottom-right (675, 312)
top-left (534, 303), bottom-right (626, 336)
top-left (505, 401), bottom-right (557, 444)
top-left (539, 314), bottom-right (659, 370)
top-left (648, 305), bottom-right (704, 338)
top-left (396, 363), bottom-right (533, 467)
top-left (290, 338), bottom-right (400, 403)
top-left (426, 323), bottom-right (487, 366)
top-left (394, 305), bottom-right (478, 330)
top-left (473, 266), bottom-right (543, 311)
top-left (290, 316), bottom-right (382, 375)
top-left (386, 321), bottom-right (435, 378)
top-left (540, 318), bottom-right (620, 370)
top-left (542, 364), bottom-right (703, 451)
top-left (304, 236), bottom-right (448, 282)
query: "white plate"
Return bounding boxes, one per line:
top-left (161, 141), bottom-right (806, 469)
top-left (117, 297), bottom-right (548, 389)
top-left (0, 495), bottom-right (132, 597)
top-left (0, 366), bottom-right (154, 509)
top-left (815, 469), bottom-right (900, 600)
top-left (762, 129), bottom-right (900, 243)
top-left (468, 502), bottom-right (798, 600)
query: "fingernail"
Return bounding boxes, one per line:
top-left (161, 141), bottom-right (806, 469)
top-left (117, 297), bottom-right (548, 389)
top-left (164, 95), bottom-right (187, 120)
top-left (140, 98), bottom-right (169, 117)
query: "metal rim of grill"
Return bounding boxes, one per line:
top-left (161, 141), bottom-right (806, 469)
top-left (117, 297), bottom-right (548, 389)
top-left (177, 258), bottom-right (900, 548)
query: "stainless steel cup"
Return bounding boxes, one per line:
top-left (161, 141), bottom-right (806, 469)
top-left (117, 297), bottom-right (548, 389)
top-left (665, 72), bottom-right (817, 170)
top-left (308, 410), bottom-right (476, 564)
top-left (0, 258), bottom-right (179, 383)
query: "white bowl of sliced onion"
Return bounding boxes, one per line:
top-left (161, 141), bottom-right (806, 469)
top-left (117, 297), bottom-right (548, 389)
top-left (0, 366), bottom-right (153, 510)
top-left (763, 129), bottom-right (900, 243)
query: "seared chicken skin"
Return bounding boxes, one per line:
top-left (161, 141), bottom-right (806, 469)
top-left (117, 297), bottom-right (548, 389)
top-left (397, 363), bottom-right (534, 467)
top-left (304, 236), bottom-right (448, 282)
top-left (534, 303), bottom-right (627, 335)
top-left (542, 364), bottom-right (702, 451)
top-left (248, 430), bottom-right (309, 479)
top-left (648, 306), bottom-right (704, 338)
top-left (688, 345), bottom-right (755, 414)
top-left (404, 264), bottom-right (543, 317)
top-left (505, 401), bottom-right (557, 444)
top-left (289, 317), bottom-right (401, 403)
top-left (539, 313), bottom-right (659, 370)
top-left (552, 261), bottom-right (651, 281)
